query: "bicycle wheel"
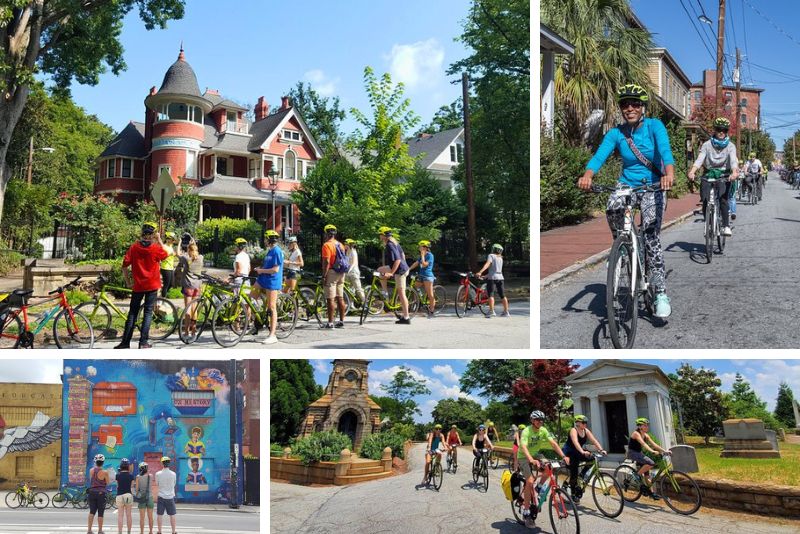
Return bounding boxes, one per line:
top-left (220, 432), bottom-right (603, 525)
top-left (393, 287), bottom-right (419, 319)
top-left (511, 496), bottom-right (525, 525)
top-left (5, 491), bottom-right (21, 508)
top-left (74, 300), bottom-right (113, 340)
top-left (613, 464), bottom-right (643, 502)
top-left (53, 309), bottom-right (94, 349)
top-left (717, 211), bottom-right (726, 254)
top-left (491, 450), bottom-right (500, 469)
top-left (432, 285), bottom-right (447, 315)
top-left (606, 236), bottom-right (637, 349)
top-left (296, 287), bottom-right (319, 324)
top-left (590, 472), bottom-right (624, 518)
top-left (51, 489), bottom-right (69, 508)
top-left (0, 312), bottom-right (23, 348)
top-left (481, 457), bottom-right (489, 492)
top-left (106, 492), bottom-right (116, 509)
top-left (659, 470), bottom-right (701, 515)
top-left (549, 487), bottom-right (579, 534)
top-left (75, 490), bottom-right (89, 509)
top-left (454, 285), bottom-right (471, 318)
top-left (147, 297), bottom-right (178, 340)
top-left (472, 457), bottom-right (480, 484)
top-left (211, 296), bottom-right (248, 347)
top-left (704, 203), bottom-right (714, 263)
top-left (360, 289), bottom-right (384, 325)
top-left (178, 297), bottom-right (211, 344)
top-left (320, 288), bottom-right (352, 321)
top-left (433, 460), bottom-right (443, 491)
top-left (275, 293), bottom-right (298, 339)
top-left (32, 491), bottom-right (49, 509)
top-left (446, 452), bottom-right (453, 473)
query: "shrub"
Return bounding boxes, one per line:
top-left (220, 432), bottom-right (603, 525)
top-left (166, 287), bottom-right (183, 299)
top-left (360, 432), bottom-right (406, 460)
top-left (195, 218), bottom-right (263, 256)
top-left (391, 423), bottom-right (416, 442)
top-left (270, 443), bottom-right (286, 457)
top-left (290, 430), bottom-right (352, 465)
top-left (65, 289), bottom-right (92, 305)
top-left (0, 250), bottom-right (24, 277)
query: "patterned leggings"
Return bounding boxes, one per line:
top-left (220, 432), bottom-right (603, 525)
top-left (606, 189), bottom-right (667, 293)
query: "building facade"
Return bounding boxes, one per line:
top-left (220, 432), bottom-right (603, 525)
top-left (0, 384), bottom-right (62, 490)
top-left (646, 48), bottom-right (691, 121)
top-left (689, 69), bottom-right (763, 130)
top-left (94, 47), bottom-right (323, 233)
top-left (60, 360), bottom-right (244, 504)
top-left (406, 127), bottom-right (465, 190)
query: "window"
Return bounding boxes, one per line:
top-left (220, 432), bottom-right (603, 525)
top-left (193, 106), bottom-right (203, 124)
top-left (168, 102), bottom-right (189, 120)
top-left (122, 158), bottom-right (131, 178)
top-left (158, 165), bottom-right (172, 180)
top-left (216, 157), bottom-right (227, 175)
top-left (227, 111), bottom-right (237, 132)
top-left (297, 159), bottom-right (303, 179)
top-left (276, 157), bottom-right (284, 179)
top-left (249, 159), bottom-right (257, 178)
top-left (282, 129), bottom-right (302, 142)
top-left (741, 113), bottom-right (747, 125)
top-left (107, 159), bottom-right (114, 178)
top-left (694, 90), bottom-right (701, 100)
top-left (185, 151), bottom-right (196, 179)
top-left (15, 456), bottom-right (33, 478)
top-left (281, 204), bottom-right (294, 229)
top-left (457, 144), bottom-right (464, 162)
top-left (285, 151), bottom-right (296, 180)
top-left (450, 145), bottom-right (457, 162)
top-left (724, 91), bottom-right (732, 101)
top-left (306, 164), bottom-right (315, 177)
top-left (741, 97), bottom-right (748, 108)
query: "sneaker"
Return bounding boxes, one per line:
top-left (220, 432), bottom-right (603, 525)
top-left (722, 226), bottom-right (732, 236)
top-left (113, 343), bottom-right (130, 349)
top-left (731, 213), bottom-right (737, 220)
top-left (654, 292), bottom-right (671, 318)
top-left (138, 343), bottom-right (153, 349)
top-left (395, 317), bottom-right (411, 325)
top-left (501, 311), bottom-right (511, 317)
top-left (650, 492), bottom-right (661, 501)
top-left (334, 321), bottom-right (344, 328)
top-left (524, 515), bottom-right (536, 528)
top-left (320, 323), bottom-right (334, 329)
top-left (262, 335), bottom-right (278, 345)
top-left (490, 311), bottom-right (497, 317)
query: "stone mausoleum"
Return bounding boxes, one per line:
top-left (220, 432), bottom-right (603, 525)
top-left (300, 360), bottom-right (381, 451)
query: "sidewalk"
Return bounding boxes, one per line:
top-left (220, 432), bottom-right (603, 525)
top-left (541, 192), bottom-right (701, 284)
top-left (0, 490), bottom-right (260, 512)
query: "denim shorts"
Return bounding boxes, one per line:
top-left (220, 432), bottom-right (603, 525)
top-left (418, 276), bottom-right (435, 282)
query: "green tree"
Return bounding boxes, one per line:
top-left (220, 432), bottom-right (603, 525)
top-left (774, 382), bottom-right (796, 429)
top-left (0, 0), bottom-right (186, 225)
top-left (725, 373), bottom-right (779, 430)
top-left (431, 397), bottom-right (485, 433)
top-left (415, 99), bottom-right (463, 135)
top-left (460, 359), bottom-right (531, 401)
top-left (668, 364), bottom-right (728, 444)
top-left (0, 180), bottom-right (53, 253)
top-left (484, 400), bottom-right (513, 434)
top-left (380, 365), bottom-right (431, 417)
top-left (398, 165), bottom-right (464, 236)
top-left (270, 360), bottom-right (323, 444)
top-left (369, 395), bottom-right (415, 426)
top-left (285, 82), bottom-right (346, 152)
top-left (737, 128), bottom-right (775, 165)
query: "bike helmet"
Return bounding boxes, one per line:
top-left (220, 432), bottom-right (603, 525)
top-left (418, 240), bottom-right (431, 248)
top-left (635, 417), bottom-right (650, 426)
top-left (164, 231), bottom-right (176, 240)
top-left (287, 236), bottom-right (298, 243)
top-left (138, 462), bottom-right (148, 473)
top-left (434, 424), bottom-right (442, 430)
top-left (451, 424), bottom-right (457, 429)
top-left (749, 152), bottom-right (756, 159)
top-left (518, 424), bottom-right (526, 431)
top-left (142, 221), bottom-right (158, 235)
top-left (616, 84), bottom-right (649, 104)
top-left (323, 224), bottom-right (337, 233)
top-left (94, 453), bottom-right (105, 463)
top-left (478, 424), bottom-right (486, 430)
top-left (345, 238), bottom-right (356, 245)
top-left (264, 229), bottom-right (280, 241)
top-left (574, 414), bottom-right (588, 423)
top-left (487, 421), bottom-right (495, 427)
top-left (712, 117), bottom-right (730, 131)
top-left (378, 226), bottom-right (393, 236)
top-left (530, 410), bottom-right (545, 421)
top-left (161, 456), bottom-right (171, 464)
top-left (234, 237), bottom-right (247, 246)
top-left (120, 458), bottom-right (130, 468)
top-left (492, 243), bottom-right (504, 253)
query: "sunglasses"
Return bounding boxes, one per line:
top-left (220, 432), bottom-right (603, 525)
top-left (620, 100), bottom-right (643, 109)
top-left (714, 127), bottom-right (729, 133)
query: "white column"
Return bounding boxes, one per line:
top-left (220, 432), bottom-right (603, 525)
top-left (589, 395), bottom-right (604, 447)
top-left (198, 201), bottom-right (204, 223)
top-left (625, 392), bottom-right (639, 437)
top-left (245, 202), bottom-right (251, 220)
top-left (542, 50), bottom-right (555, 136)
top-left (646, 391), bottom-right (666, 446)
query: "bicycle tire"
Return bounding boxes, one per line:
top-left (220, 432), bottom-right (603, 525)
top-left (0, 312), bottom-right (23, 349)
top-left (659, 470), bottom-right (701, 515)
top-left (472, 457), bottom-right (480, 484)
top-left (4, 490), bottom-right (21, 508)
top-left (432, 285), bottom-right (447, 315)
top-left (106, 492), bottom-right (116, 509)
top-left (454, 285), bottom-right (471, 318)
top-left (491, 450), bottom-right (500, 469)
top-left (393, 288), bottom-right (419, 319)
top-left (549, 486), bottom-right (580, 534)
top-left (511, 496), bottom-right (525, 525)
top-left (51, 490), bottom-right (69, 508)
top-left (360, 289), bottom-right (384, 325)
top-left (446, 452), bottom-right (453, 473)
top-left (477, 284), bottom-right (491, 317)
top-left (590, 472), bottom-right (624, 518)
top-left (178, 297), bottom-right (211, 344)
top-left (319, 288), bottom-right (352, 321)
top-left (613, 464), bottom-right (643, 502)
top-left (606, 236), bottom-right (637, 349)
top-left (296, 287), bottom-right (319, 324)
top-left (53, 309), bottom-right (94, 349)
top-left (74, 300), bottom-right (113, 340)
top-left (211, 296), bottom-right (248, 347)
top-left (481, 456), bottom-right (489, 492)
top-left (275, 292), bottom-right (298, 339)
top-left (76, 490), bottom-right (89, 509)
top-left (433, 460), bottom-right (443, 491)
top-left (704, 203), bottom-right (714, 263)
top-left (146, 297), bottom-right (178, 340)
top-left (32, 491), bottom-right (49, 509)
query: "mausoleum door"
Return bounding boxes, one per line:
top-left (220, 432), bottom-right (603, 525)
top-left (604, 400), bottom-right (629, 454)
top-left (338, 411), bottom-right (358, 447)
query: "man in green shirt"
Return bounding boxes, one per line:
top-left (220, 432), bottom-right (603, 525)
top-left (518, 410), bottom-right (569, 528)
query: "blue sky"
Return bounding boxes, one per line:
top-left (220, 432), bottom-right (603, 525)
top-left (309, 358), bottom-right (800, 423)
top-left (630, 0), bottom-right (800, 146)
top-left (55, 0), bottom-right (471, 136)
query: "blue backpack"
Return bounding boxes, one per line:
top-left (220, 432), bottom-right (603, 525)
top-left (332, 242), bottom-right (350, 273)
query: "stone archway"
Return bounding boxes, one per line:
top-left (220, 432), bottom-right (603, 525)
top-left (337, 410), bottom-right (359, 448)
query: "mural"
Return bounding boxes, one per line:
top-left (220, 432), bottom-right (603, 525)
top-left (60, 360), bottom-right (243, 504)
top-left (0, 412), bottom-right (62, 461)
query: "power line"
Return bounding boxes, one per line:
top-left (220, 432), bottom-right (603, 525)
top-left (742, 0), bottom-right (800, 50)
top-left (677, 0), bottom-right (716, 63)
top-left (739, 0), bottom-right (755, 85)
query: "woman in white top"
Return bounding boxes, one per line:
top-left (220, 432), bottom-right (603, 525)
top-left (283, 236), bottom-right (304, 293)
top-left (344, 239), bottom-right (365, 303)
top-left (475, 244), bottom-right (509, 317)
top-left (232, 238), bottom-right (251, 291)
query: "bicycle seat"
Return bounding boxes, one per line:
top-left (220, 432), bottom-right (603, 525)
top-left (12, 289), bottom-right (33, 297)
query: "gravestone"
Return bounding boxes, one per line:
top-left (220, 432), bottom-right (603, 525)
top-left (669, 445), bottom-right (698, 473)
top-left (720, 419), bottom-right (780, 459)
top-left (765, 430), bottom-right (779, 452)
top-left (777, 428), bottom-right (786, 441)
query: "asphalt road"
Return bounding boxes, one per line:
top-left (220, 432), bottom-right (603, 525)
top-left (540, 172), bottom-right (799, 348)
top-left (270, 443), bottom-right (799, 533)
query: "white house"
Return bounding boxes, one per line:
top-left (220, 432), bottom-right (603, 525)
top-left (405, 127), bottom-right (465, 190)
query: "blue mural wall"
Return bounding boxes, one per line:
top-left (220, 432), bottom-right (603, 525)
top-left (60, 360), bottom-right (243, 504)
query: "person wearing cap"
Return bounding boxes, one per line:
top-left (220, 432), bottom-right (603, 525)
top-left (343, 239), bottom-right (365, 305)
top-left (446, 424), bottom-right (462, 468)
top-left (159, 232), bottom-right (178, 298)
top-left (561, 415), bottom-right (606, 504)
top-left (475, 243), bottom-right (510, 317)
top-left (320, 224), bottom-right (347, 329)
top-left (283, 236), bottom-right (304, 294)
top-left (628, 417), bottom-right (670, 500)
top-left (115, 459), bottom-right (135, 534)
top-left (116, 222), bottom-right (171, 349)
top-left (232, 238), bottom-right (251, 292)
top-left (155, 456), bottom-right (177, 534)
top-left (252, 229), bottom-right (283, 344)
top-left (377, 226), bottom-right (411, 324)
top-left (134, 462), bottom-right (154, 534)
top-left (407, 240), bottom-right (436, 316)
top-left (421, 423), bottom-right (450, 486)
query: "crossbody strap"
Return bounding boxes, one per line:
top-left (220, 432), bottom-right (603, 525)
top-left (623, 124), bottom-right (663, 178)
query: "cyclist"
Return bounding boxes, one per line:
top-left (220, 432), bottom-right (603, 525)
top-left (175, 241), bottom-right (204, 338)
top-left (159, 231), bottom-right (177, 298)
top-left (252, 229), bottom-right (283, 344)
top-left (578, 84), bottom-right (675, 318)
top-left (688, 117), bottom-right (738, 237)
top-left (475, 244), bottom-right (510, 317)
top-left (627, 417), bottom-right (671, 500)
top-left (561, 415), bottom-right (607, 504)
top-left (446, 424), bottom-right (462, 469)
top-left (472, 424), bottom-right (494, 469)
top-left (744, 152), bottom-right (764, 201)
top-left (377, 226), bottom-right (411, 324)
top-left (485, 420), bottom-right (500, 443)
top-left (232, 238), bottom-right (251, 292)
top-left (421, 424), bottom-right (450, 486)
top-left (283, 236), bottom-right (304, 294)
top-left (344, 239), bottom-right (365, 304)
top-left (512, 424), bottom-right (526, 471)
top-left (320, 224), bottom-right (347, 329)
top-left (87, 453), bottom-right (109, 534)
top-left (407, 240), bottom-right (436, 317)
top-left (518, 410), bottom-right (570, 528)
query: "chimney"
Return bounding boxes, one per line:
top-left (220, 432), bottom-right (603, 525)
top-left (281, 96), bottom-right (290, 110)
top-left (255, 96), bottom-right (269, 121)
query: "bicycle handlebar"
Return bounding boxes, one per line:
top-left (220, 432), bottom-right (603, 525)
top-left (48, 276), bottom-right (81, 295)
top-left (589, 183), bottom-right (663, 194)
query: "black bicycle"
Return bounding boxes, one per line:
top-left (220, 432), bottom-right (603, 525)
top-left (699, 172), bottom-right (730, 263)
top-left (472, 448), bottom-right (490, 492)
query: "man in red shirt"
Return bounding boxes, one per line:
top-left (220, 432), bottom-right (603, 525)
top-left (115, 222), bottom-right (171, 349)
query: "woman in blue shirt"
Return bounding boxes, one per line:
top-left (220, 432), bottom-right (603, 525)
top-left (578, 84), bottom-right (675, 318)
top-left (252, 229), bottom-right (283, 344)
top-left (408, 240), bottom-right (435, 316)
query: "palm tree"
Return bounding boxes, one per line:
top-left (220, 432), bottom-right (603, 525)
top-left (542, 0), bottom-right (655, 147)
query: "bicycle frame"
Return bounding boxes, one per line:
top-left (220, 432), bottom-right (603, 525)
top-left (367, 273), bottom-right (403, 310)
top-left (11, 290), bottom-right (76, 335)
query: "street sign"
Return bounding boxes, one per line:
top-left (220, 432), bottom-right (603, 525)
top-left (151, 167), bottom-right (177, 215)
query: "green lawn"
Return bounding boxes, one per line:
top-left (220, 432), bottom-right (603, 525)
top-left (687, 437), bottom-right (800, 487)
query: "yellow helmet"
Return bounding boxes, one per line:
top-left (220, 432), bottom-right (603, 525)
top-left (264, 229), bottom-right (280, 240)
top-left (142, 221), bottom-right (158, 234)
top-left (345, 238), bottom-right (356, 245)
top-left (378, 226), bottom-right (393, 236)
top-left (418, 240), bottom-right (431, 248)
top-left (234, 237), bottom-right (247, 246)
top-left (164, 231), bottom-right (176, 240)
top-left (323, 224), bottom-right (337, 233)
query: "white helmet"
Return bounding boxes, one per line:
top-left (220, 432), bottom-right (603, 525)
top-left (94, 453), bottom-right (105, 462)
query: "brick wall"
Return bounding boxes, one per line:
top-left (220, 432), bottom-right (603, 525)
top-left (692, 477), bottom-right (800, 518)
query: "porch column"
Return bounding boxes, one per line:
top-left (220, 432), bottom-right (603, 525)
top-left (589, 395), bottom-right (604, 447)
top-left (646, 391), bottom-right (666, 446)
top-left (245, 202), bottom-right (251, 220)
top-left (542, 50), bottom-right (555, 136)
top-left (198, 200), bottom-right (204, 223)
top-left (624, 392), bottom-right (639, 434)
top-left (212, 154), bottom-right (217, 176)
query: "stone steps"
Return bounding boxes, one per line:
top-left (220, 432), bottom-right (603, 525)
top-left (334, 470), bottom-right (393, 485)
top-left (347, 464), bottom-right (385, 476)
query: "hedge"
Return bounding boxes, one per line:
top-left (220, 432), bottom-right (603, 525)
top-left (360, 431), bottom-right (406, 460)
top-left (290, 430), bottom-right (352, 465)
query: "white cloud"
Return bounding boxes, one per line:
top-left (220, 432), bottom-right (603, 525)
top-left (384, 38), bottom-right (445, 91)
top-left (0, 360), bottom-right (63, 383)
top-left (718, 361), bottom-right (800, 411)
top-left (310, 359), bottom-right (329, 374)
top-left (303, 69), bottom-right (339, 97)
top-left (432, 364), bottom-right (460, 384)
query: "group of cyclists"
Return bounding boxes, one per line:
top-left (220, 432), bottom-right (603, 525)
top-left (422, 410), bottom-right (671, 529)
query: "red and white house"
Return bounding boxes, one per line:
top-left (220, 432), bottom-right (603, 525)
top-left (94, 48), bottom-right (323, 234)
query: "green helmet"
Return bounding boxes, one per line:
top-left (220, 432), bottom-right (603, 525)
top-left (492, 243), bottom-right (503, 253)
top-left (635, 417), bottom-right (650, 426)
top-left (713, 117), bottom-right (731, 130)
top-left (574, 414), bottom-right (588, 423)
top-left (617, 84), bottom-right (649, 103)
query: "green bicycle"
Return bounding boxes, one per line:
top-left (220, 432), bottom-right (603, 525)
top-left (75, 274), bottom-right (178, 341)
top-left (408, 273), bottom-right (447, 316)
top-left (614, 452), bottom-right (701, 515)
top-left (4, 482), bottom-right (49, 508)
top-left (287, 270), bottom-right (326, 325)
top-left (359, 268), bottom-right (419, 325)
top-left (555, 452), bottom-right (624, 518)
top-left (51, 484), bottom-right (88, 508)
top-left (177, 273), bottom-right (235, 344)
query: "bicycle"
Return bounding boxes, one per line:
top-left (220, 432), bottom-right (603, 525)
top-left (743, 172), bottom-right (759, 205)
top-left (453, 271), bottom-right (490, 318)
top-left (359, 269), bottom-right (419, 325)
top-left (472, 448), bottom-right (490, 492)
top-left (510, 460), bottom-right (579, 534)
top-left (445, 447), bottom-right (458, 474)
top-left (423, 449), bottom-right (444, 491)
top-left (555, 452), bottom-right (624, 518)
top-left (613, 452), bottom-right (701, 515)
top-left (488, 447), bottom-right (501, 469)
top-left (51, 484), bottom-right (88, 508)
top-left (407, 273), bottom-right (447, 316)
top-left (699, 172), bottom-right (730, 263)
top-left (176, 273), bottom-right (235, 344)
top-left (74, 274), bottom-right (178, 341)
top-left (287, 270), bottom-right (326, 325)
top-left (0, 277), bottom-right (93, 349)
top-left (4, 482), bottom-right (50, 508)
top-left (590, 183), bottom-right (663, 349)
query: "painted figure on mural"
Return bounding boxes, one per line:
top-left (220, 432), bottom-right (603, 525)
top-left (186, 457), bottom-right (207, 485)
top-left (184, 426), bottom-right (205, 458)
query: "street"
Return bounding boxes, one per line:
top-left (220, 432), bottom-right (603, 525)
top-left (270, 442), bottom-right (800, 533)
top-left (540, 172), bottom-right (799, 348)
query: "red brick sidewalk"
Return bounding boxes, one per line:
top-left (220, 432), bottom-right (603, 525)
top-left (540, 192), bottom-right (701, 279)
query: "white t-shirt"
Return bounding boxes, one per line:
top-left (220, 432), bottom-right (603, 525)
top-left (347, 248), bottom-right (360, 276)
top-left (155, 468), bottom-right (176, 499)
top-left (234, 251), bottom-right (251, 282)
top-left (286, 248), bottom-right (303, 270)
top-left (747, 158), bottom-right (763, 174)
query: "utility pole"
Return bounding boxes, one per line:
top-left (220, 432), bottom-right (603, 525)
top-left (228, 359), bottom-right (240, 509)
top-left (714, 0), bottom-right (726, 115)
top-left (735, 48), bottom-right (742, 157)
top-left (462, 72), bottom-right (477, 271)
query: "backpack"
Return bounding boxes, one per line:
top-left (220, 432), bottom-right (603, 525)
top-left (510, 470), bottom-right (524, 501)
top-left (331, 242), bottom-right (350, 273)
top-left (500, 469), bottom-right (513, 501)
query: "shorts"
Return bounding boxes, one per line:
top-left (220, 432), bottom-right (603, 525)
top-left (324, 271), bottom-right (345, 299)
top-left (137, 496), bottom-right (154, 510)
top-left (182, 287), bottom-right (201, 298)
top-left (519, 453), bottom-right (546, 480)
top-left (157, 497), bottom-right (177, 516)
top-left (418, 275), bottom-right (435, 283)
top-left (512, 444), bottom-right (519, 457)
top-left (486, 279), bottom-right (505, 299)
top-left (87, 490), bottom-right (106, 516)
top-left (394, 271), bottom-right (408, 293)
top-left (251, 284), bottom-right (277, 298)
top-left (628, 450), bottom-right (655, 467)
top-left (286, 269), bottom-right (300, 280)
top-left (116, 493), bottom-right (133, 506)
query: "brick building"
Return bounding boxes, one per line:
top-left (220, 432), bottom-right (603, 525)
top-left (94, 47), bottom-right (323, 232)
top-left (689, 69), bottom-right (764, 130)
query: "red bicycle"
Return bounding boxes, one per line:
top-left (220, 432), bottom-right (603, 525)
top-left (453, 271), bottom-right (491, 318)
top-left (510, 459), bottom-right (580, 533)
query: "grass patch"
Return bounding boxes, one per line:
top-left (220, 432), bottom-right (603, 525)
top-left (690, 438), bottom-right (800, 487)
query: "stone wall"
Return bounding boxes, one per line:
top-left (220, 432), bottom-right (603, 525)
top-left (270, 457), bottom-right (337, 485)
top-left (693, 477), bottom-right (800, 518)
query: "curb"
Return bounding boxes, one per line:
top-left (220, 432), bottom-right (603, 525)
top-left (540, 207), bottom-right (698, 291)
